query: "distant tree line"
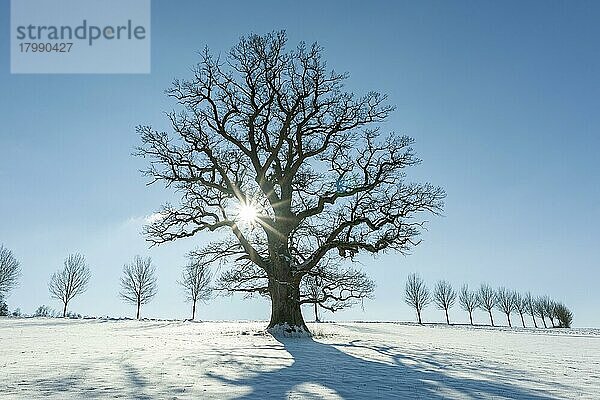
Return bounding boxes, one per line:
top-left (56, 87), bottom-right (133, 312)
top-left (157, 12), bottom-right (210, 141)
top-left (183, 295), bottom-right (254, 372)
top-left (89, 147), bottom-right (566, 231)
top-left (404, 273), bottom-right (573, 328)
top-left (1, 241), bottom-right (372, 321)
top-left (0, 244), bottom-right (215, 320)
top-left (0, 240), bottom-right (575, 329)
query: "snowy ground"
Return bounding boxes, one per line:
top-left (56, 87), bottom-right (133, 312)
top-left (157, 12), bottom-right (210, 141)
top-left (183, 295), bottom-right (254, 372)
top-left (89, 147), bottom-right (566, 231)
top-left (1, 319), bottom-right (599, 399)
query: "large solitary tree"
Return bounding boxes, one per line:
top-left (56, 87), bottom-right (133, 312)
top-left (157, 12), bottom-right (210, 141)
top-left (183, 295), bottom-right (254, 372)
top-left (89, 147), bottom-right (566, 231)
top-left (137, 31), bottom-right (444, 333)
top-left (48, 253), bottom-right (91, 317)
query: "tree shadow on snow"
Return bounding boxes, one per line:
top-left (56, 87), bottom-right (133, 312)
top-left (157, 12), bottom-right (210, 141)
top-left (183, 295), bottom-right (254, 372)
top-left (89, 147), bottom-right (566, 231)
top-left (207, 335), bottom-right (566, 399)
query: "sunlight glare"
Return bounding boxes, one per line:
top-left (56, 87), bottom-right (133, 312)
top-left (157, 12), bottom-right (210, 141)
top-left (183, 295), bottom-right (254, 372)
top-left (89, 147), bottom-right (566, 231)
top-left (237, 203), bottom-right (258, 224)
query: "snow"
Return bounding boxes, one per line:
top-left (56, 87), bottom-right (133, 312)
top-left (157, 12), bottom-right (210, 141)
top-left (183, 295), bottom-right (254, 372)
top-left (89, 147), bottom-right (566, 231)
top-left (1, 318), bottom-right (599, 399)
top-left (267, 323), bottom-right (313, 338)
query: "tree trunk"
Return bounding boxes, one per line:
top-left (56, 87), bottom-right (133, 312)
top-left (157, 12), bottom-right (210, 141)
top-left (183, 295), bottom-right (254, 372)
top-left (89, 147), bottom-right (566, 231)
top-left (531, 315), bottom-right (538, 328)
top-left (469, 311), bottom-right (473, 325)
top-left (488, 310), bottom-right (494, 326)
top-left (542, 317), bottom-right (547, 328)
top-left (192, 300), bottom-right (196, 321)
top-left (445, 308), bottom-right (450, 325)
top-left (549, 317), bottom-right (555, 327)
top-left (267, 278), bottom-right (307, 333)
top-left (506, 313), bottom-right (512, 327)
top-left (314, 303), bottom-right (320, 322)
top-left (62, 302), bottom-right (67, 318)
top-left (417, 310), bottom-right (422, 325)
top-left (520, 312), bottom-right (525, 328)
top-left (136, 300), bottom-right (141, 320)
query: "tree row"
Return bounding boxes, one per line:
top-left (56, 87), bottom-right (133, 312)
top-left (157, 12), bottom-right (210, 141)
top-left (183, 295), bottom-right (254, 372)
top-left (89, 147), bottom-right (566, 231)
top-left (405, 273), bottom-right (573, 328)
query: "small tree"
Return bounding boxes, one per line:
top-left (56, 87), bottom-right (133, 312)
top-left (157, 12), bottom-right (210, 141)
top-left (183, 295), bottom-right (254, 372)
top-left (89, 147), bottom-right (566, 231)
top-left (545, 299), bottom-right (557, 327)
top-left (120, 255), bottom-right (158, 319)
top-left (178, 259), bottom-right (212, 320)
top-left (513, 292), bottom-right (527, 328)
top-left (49, 254), bottom-right (91, 317)
top-left (534, 296), bottom-right (549, 328)
top-left (300, 264), bottom-right (375, 322)
top-left (525, 292), bottom-right (537, 328)
top-left (459, 285), bottom-right (478, 325)
top-left (476, 284), bottom-right (496, 326)
top-left (0, 297), bottom-right (8, 316)
top-left (0, 244), bottom-right (21, 298)
top-left (553, 302), bottom-right (573, 328)
top-left (405, 273), bottom-right (431, 324)
top-left (495, 287), bottom-right (516, 327)
top-left (34, 305), bottom-right (56, 317)
top-left (433, 280), bottom-right (456, 324)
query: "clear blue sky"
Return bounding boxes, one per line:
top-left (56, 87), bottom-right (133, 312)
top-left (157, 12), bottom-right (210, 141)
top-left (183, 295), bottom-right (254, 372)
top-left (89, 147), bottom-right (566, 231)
top-left (1, 1), bottom-right (599, 326)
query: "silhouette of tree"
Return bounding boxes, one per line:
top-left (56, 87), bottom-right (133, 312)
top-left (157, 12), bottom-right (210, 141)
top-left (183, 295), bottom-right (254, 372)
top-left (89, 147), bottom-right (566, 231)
top-left (459, 284), bottom-right (477, 325)
top-left (0, 296), bottom-right (8, 316)
top-left (48, 254), bottom-right (91, 317)
top-left (120, 256), bottom-right (157, 319)
top-left (178, 258), bottom-right (213, 320)
top-left (545, 299), bottom-right (557, 327)
top-left (534, 296), bottom-right (549, 328)
top-left (524, 292), bottom-right (537, 328)
top-left (495, 287), bottom-right (516, 327)
top-left (136, 31), bottom-right (445, 333)
top-left (553, 302), bottom-right (573, 328)
top-left (476, 284), bottom-right (496, 326)
top-left (405, 273), bottom-right (431, 324)
top-left (513, 292), bottom-right (528, 328)
top-left (0, 244), bottom-right (21, 298)
top-left (433, 280), bottom-right (456, 324)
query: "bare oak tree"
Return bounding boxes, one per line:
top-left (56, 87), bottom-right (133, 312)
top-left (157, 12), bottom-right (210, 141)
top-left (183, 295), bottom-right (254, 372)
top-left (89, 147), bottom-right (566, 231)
top-left (525, 292), bottom-right (538, 328)
top-left (405, 273), bottom-right (431, 324)
top-left (514, 292), bottom-right (527, 328)
top-left (178, 258), bottom-right (213, 320)
top-left (48, 253), bottom-right (91, 317)
top-left (0, 244), bottom-right (21, 298)
top-left (433, 280), bottom-right (456, 324)
top-left (300, 263), bottom-right (375, 322)
top-left (136, 31), bottom-right (444, 333)
top-left (495, 287), bottom-right (516, 327)
top-left (120, 256), bottom-right (157, 319)
top-left (477, 284), bottom-right (496, 326)
top-left (459, 284), bottom-right (477, 325)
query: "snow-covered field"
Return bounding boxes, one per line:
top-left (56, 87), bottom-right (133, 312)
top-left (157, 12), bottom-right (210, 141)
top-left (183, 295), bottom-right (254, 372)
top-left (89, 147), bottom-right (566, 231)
top-left (1, 319), bottom-right (598, 399)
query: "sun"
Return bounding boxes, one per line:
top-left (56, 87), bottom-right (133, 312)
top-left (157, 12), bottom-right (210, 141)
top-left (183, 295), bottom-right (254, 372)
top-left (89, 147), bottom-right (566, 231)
top-left (237, 203), bottom-right (258, 224)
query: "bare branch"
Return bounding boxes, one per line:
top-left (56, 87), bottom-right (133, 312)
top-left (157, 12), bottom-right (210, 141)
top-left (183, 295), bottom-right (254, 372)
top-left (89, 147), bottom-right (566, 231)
top-left (136, 31), bottom-right (445, 330)
top-left (48, 253), bottom-right (91, 317)
top-left (433, 280), bottom-right (456, 324)
top-left (120, 256), bottom-right (158, 319)
top-left (404, 273), bottom-right (430, 324)
top-left (0, 245), bottom-right (20, 296)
